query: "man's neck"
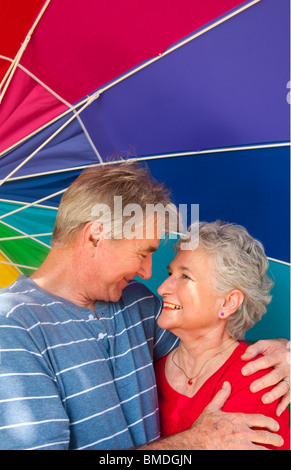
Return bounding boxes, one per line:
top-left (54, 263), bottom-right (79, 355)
top-left (30, 246), bottom-right (96, 311)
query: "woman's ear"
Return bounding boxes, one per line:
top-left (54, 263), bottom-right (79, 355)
top-left (219, 289), bottom-right (244, 319)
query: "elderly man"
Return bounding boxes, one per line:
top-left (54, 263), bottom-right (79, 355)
top-left (0, 162), bottom-right (289, 450)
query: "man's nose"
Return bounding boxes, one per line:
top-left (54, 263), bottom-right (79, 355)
top-left (138, 255), bottom-right (153, 280)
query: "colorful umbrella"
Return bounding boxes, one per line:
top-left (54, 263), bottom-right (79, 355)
top-left (0, 0), bottom-right (290, 340)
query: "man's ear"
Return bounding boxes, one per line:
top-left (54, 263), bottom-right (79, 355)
top-left (219, 289), bottom-right (244, 319)
top-left (90, 221), bottom-right (104, 246)
top-left (82, 221), bottom-right (104, 254)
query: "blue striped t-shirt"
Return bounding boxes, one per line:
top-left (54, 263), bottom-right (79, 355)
top-left (0, 276), bottom-right (177, 450)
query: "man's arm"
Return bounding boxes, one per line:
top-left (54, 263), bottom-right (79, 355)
top-left (241, 339), bottom-right (291, 416)
top-left (138, 382), bottom-right (283, 450)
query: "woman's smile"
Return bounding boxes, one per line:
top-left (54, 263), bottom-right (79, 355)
top-left (162, 301), bottom-right (183, 311)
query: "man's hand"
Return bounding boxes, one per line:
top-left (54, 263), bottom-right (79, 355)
top-left (187, 382), bottom-right (284, 450)
top-left (241, 339), bottom-right (291, 416)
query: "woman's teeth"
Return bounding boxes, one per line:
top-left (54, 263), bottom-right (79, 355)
top-left (163, 302), bottom-right (183, 310)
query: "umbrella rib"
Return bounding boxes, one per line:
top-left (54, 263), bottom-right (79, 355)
top-left (0, 92), bottom-right (100, 185)
top-left (131, 142), bottom-right (291, 162)
top-left (80, 0), bottom-right (262, 98)
top-left (0, 233), bottom-right (52, 242)
top-left (0, 219), bottom-right (51, 249)
top-left (267, 257), bottom-right (291, 267)
top-left (0, 189), bottom-right (66, 221)
top-left (0, 56), bottom-right (103, 164)
top-left (0, 66), bottom-right (99, 159)
top-left (158, 0), bottom-right (262, 59)
top-left (0, 198), bottom-right (58, 211)
top-left (0, 259), bottom-right (38, 271)
top-left (0, 55), bottom-right (72, 108)
top-left (0, 96), bottom-right (96, 160)
top-left (3, 142), bottom-right (289, 183)
top-left (0, 0), bottom-right (51, 103)
top-left (0, 249), bottom-right (22, 274)
top-left (0, 0), bottom-right (261, 162)
top-left (75, 114), bottom-right (103, 163)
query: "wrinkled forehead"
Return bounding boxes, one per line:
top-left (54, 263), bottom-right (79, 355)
top-left (170, 245), bottom-right (214, 270)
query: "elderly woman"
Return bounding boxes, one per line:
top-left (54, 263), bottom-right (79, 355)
top-left (155, 221), bottom-right (290, 450)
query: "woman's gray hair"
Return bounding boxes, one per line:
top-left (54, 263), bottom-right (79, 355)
top-left (176, 221), bottom-right (274, 340)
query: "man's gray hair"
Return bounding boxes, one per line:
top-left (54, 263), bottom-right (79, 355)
top-left (176, 221), bottom-right (274, 340)
top-left (52, 161), bottom-right (174, 246)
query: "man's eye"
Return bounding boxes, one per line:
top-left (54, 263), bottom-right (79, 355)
top-left (182, 274), bottom-right (191, 280)
top-left (139, 253), bottom-right (147, 259)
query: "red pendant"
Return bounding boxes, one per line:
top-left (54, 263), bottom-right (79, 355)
top-left (188, 380), bottom-right (193, 385)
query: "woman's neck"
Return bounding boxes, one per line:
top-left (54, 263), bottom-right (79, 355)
top-left (167, 333), bottom-right (239, 397)
top-left (178, 334), bottom-right (237, 371)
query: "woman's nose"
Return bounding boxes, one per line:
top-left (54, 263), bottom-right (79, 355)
top-left (157, 276), bottom-right (173, 297)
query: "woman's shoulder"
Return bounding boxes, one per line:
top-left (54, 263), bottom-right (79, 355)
top-left (220, 341), bottom-right (270, 387)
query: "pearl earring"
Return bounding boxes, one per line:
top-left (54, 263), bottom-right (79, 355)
top-left (219, 312), bottom-right (225, 318)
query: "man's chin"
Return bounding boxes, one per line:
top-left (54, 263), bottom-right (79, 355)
top-left (107, 279), bottom-right (131, 303)
top-left (109, 287), bottom-right (124, 303)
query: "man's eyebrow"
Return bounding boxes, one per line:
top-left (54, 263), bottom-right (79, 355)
top-left (139, 245), bottom-right (158, 253)
top-left (181, 266), bottom-right (193, 272)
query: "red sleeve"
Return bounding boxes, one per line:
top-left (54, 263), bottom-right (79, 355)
top-left (221, 365), bottom-right (290, 450)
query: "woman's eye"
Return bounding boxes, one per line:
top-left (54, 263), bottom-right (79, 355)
top-left (182, 274), bottom-right (191, 280)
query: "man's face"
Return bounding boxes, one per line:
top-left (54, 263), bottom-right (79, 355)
top-left (92, 236), bottom-right (160, 303)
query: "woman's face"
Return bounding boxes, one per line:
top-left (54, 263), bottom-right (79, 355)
top-left (157, 246), bottom-right (224, 337)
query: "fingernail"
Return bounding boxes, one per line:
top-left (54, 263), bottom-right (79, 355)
top-left (242, 367), bottom-right (250, 376)
top-left (250, 383), bottom-right (260, 393)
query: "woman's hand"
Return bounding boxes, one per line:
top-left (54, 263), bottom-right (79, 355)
top-left (241, 339), bottom-right (290, 416)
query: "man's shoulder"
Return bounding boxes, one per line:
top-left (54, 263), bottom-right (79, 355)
top-left (0, 277), bottom-right (33, 312)
top-left (0, 276), bottom-right (51, 323)
top-left (121, 280), bottom-right (159, 304)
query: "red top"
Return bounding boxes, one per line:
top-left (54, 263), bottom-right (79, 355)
top-left (154, 342), bottom-right (290, 450)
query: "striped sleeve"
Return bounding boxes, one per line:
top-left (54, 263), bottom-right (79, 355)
top-left (151, 291), bottom-right (179, 361)
top-left (0, 317), bottom-right (70, 450)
